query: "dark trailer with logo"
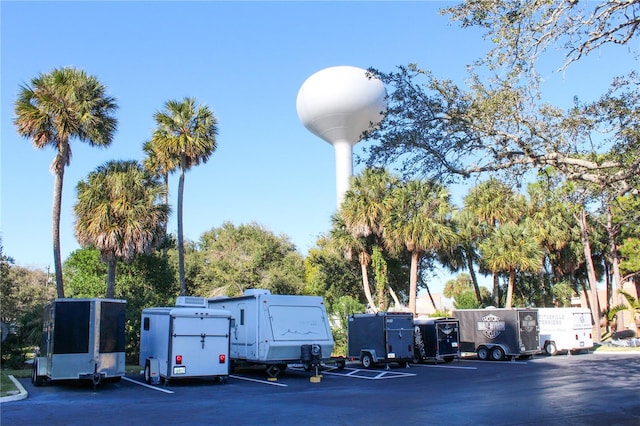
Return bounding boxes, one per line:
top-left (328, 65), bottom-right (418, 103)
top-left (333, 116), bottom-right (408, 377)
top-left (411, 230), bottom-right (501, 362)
top-left (347, 312), bottom-right (414, 368)
top-left (413, 317), bottom-right (460, 363)
top-left (453, 308), bottom-right (540, 361)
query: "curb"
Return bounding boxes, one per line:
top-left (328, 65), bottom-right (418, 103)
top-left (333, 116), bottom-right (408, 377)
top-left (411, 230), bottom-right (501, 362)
top-left (0, 375), bottom-right (28, 403)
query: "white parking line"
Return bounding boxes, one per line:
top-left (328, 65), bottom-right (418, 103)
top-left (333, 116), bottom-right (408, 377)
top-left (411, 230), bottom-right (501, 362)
top-left (229, 375), bottom-right (288, 387)
top-left (321, 367), bottom-right (416, 380)
top-left (121, 377), bottom-right (174, 394)
top-left (416, 364), bottom-right (477, 370)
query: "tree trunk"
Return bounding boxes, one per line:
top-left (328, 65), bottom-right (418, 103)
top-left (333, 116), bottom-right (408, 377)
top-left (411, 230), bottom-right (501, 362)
top-left (359, 251), bottom-right (377, 313)
top-left (577, 208), bottom-right (602, 342)
top-left (106, 256), bottom-right (117, 298)
top-left (52, 167), bottom-right (65, 298)
top-left (466, 253), bottom-right (482, 303)
top-left (493, 273), bottom-right (500, 307)
top-left (178, 158), bottom-right (186, 296)
top-left (606, 204), bottom-right (626, 332)
top-left (505, 269), bottom-right (515, 308)
top-left (162, 172), bottom-right (169, 258)
top-left (409, 251), bottom-right (420, 315)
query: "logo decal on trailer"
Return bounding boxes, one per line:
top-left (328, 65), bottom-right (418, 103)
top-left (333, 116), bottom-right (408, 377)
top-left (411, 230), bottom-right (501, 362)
top-left (521, 315), bottom-right (536, 332)
top-left (477, 314), bottom-right (505, 339)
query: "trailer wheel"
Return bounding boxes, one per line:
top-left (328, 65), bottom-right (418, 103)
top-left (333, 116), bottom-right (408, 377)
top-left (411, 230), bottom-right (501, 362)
top-left (361, 352), bottom-right (374, 368)
top-left (444, 356), bottom-right (455, 363)
top-left (336, 359), bottom-right (346, 370)
top-left (477, 346), bottom-right (489, 361)
top-left (32, 360), bottom-right (43, 387)
top-left (545, 342), bottom-right (558, 356)
top-left (144, 362), bottom-right (152, 384)
top-left (490, 346), bottom-right (505, 361)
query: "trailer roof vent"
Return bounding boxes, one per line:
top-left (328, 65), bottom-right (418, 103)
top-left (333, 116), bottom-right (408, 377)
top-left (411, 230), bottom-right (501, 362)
top-left (244, 289), bottom-right (271, 296)
top-left (175, 296), bottom-right (207, 307)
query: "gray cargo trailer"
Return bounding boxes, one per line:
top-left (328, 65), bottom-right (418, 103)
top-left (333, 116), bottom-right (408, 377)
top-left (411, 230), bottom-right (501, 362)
top-left (453, 308), bottom-right (540, 361)
top-left (32, 298), bottom-right (126, 387)
top-left (347, 312), bottom-right (414, 368)
top-left (139, 307), bottom-right (231, 384)
top-left (413, 317), bottom-right (460, 363)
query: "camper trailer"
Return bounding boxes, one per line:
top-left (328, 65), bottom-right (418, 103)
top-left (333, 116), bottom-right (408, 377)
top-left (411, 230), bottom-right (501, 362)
top-left (347, 312), bottom-right (414, 368)
top-left (196, 289), bottom-right (335, 378)
top-left (413, 317), bottom-right (460, 363)
top-left (537, 307), bottom-right (593, 355)
top-left (453, 308), bottom-right (540, 361)
top-left (32, 298), bottom-right (126, 387)
top-left (139, 307), bottom-right (231, 384)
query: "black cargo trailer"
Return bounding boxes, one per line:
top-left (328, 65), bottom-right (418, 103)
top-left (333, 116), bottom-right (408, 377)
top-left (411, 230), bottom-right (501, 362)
top-left (347, 312), bottom-right (414, 368)
top-left (32, 298), bottom-right (127, 386)
top-left (453, 308), bottom-right (540, 361)
top-left (413, 317), bottom-right (460, 363)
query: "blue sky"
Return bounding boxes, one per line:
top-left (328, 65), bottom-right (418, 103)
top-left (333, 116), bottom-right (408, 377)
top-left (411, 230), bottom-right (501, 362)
top-left (1, 1), bottom-right (634, 295)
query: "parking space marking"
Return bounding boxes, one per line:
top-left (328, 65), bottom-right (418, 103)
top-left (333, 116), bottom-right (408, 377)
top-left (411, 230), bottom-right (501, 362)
top-left (122, 377), bottom-right (175, 394)
top-left (413, 364), bottom-right (477, 370)
top-left (320, 366), bottom-right (416, 380)
top-left (229, 375), bottom-right (288, 387)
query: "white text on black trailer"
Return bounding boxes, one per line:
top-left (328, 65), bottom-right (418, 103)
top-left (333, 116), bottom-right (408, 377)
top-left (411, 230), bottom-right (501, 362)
top-left (139, 305), bottom-right (231, 384)
top-left (32, 298), bottom-right (126, 388)
top-left (413, 317), bottom-right (461, 364)
top-left (201, 289), bottom-right (337, 378)
top-left (453, 308), bottom-right (540, 361)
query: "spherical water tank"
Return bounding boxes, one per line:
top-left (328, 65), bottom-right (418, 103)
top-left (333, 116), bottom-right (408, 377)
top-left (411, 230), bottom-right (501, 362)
top-left (296, 66), bottom-right (387, 206)
top-left (296, 66), bottom-right (386, 145)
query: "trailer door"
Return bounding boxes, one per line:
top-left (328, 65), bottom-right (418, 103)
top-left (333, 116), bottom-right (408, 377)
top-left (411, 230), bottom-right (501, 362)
top-left (517, 310), bottom-right (539, 352)
top-left (171, 314), bottom-right (229, 377)
top-left (436, 321), bottom-right (460, 357)
top-left (384, 316), bottom-right (414, 360)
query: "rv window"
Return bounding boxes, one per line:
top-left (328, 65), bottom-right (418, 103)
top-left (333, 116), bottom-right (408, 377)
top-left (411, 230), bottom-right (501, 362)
top-left (240, 309), bottom-right (245, 326)
top-left (143, 317), bottom-right (150, 331)
top-left (230, 318), bottom-right (235, 328)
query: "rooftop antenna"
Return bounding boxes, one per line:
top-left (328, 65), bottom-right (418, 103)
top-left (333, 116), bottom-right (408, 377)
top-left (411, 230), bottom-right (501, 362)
top-left (296, 66), bottom-right (386, 207)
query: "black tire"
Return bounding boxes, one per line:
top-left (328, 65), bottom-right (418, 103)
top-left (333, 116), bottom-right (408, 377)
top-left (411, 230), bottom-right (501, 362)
top-left (477, 346), bottom-right (489, 361)
top-left (144, 363), bottom-right (152, 384)
top-left (412, 354), bottom-right (421, 364)
top-left (361, 352), bottom-right (374, 368)
top-left (336, 360), bottom-right (346, 370)
top-left (490, 346), bottom-right (505, 361)
top-left (444, 356), bottom-right (455, 363)
top-left (32, 361), bottom-right (44, 387)
top-left (545, 342), bottom-right (558, 356)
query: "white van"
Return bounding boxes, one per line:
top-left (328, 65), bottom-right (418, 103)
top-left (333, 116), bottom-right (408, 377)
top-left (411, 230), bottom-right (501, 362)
top-left (538, 307), bottom-right (593, 355)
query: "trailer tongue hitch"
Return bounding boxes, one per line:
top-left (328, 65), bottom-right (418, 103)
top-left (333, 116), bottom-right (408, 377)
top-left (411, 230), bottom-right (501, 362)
top-left (200, 333), bottom-right (206, 348)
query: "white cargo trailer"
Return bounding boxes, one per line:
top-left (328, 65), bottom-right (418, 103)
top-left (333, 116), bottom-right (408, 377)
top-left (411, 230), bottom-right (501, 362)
top-left (32, 298), bottom-right (126, 387)
top-left (139, 307), bottom-right (231, 384)
top-left (537, 307), bottom-right (593, 355)
top-left (194, 289), bottom-right (335, 378)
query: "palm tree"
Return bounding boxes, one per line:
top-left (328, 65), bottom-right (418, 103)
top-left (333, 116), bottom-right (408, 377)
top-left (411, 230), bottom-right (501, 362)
top-left (464, 178), bottom-right (524, 306)
top-left (14, 67), bottom-right (118, 297)
top-left (383, 179), bottom-right (457, 315)
top-left (149, 98), bottom-right (218, 296)
top-left (479, 222), bottom-right (544, 308)
top-left (608, 290), bottom-right (640, 335)
top-left (74, 160), bottom-right (168, 298)
top-left (339, 168), bottom-right (398, 311)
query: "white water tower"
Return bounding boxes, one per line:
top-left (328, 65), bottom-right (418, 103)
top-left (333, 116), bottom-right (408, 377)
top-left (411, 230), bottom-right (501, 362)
top-left (296, 66), bottom-right (387, 207)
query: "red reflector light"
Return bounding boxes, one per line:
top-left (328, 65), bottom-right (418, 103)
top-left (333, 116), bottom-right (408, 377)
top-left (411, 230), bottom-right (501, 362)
top-left (175, 355), bottom-right (183, 364)
top-left (219, 354), bottom-right (226, 363)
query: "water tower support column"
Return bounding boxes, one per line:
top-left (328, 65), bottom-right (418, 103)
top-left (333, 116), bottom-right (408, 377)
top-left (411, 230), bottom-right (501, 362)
top-left (334, 140), bottom-right (353, 207)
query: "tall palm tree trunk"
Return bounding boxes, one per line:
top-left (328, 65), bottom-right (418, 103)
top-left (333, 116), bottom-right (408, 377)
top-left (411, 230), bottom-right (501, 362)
top-left (106, 258), bottom-right (117, 299)
top-left (52, 167), bottom-right (65, 298)
top-left (505, 269), bottom-right (516, 308)
top-left (359, 251), bottom-right (377, 313)
top-left (178, 160), bottom-right (186, 296)
top-left (493, 273), bottom-right (500, 307)
top-left (466, 254), bottom-right (482, 303)
top-left (409, 251), bottom-right (420, 315)
top-left (606, 205), bottom-right (626, 332)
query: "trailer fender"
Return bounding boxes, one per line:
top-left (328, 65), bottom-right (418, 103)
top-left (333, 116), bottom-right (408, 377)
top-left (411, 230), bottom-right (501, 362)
top-left (32, 357), bottom-right (47, 386)
top-left (144, 358), bottom-right (161, 384)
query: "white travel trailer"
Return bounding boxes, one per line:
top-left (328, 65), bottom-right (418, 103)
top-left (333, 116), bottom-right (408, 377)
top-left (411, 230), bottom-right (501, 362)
top-left (190, 289), bottom-right (335, 378)
top-left (537, 307), bottom-right (593, 355)
top-left (139, 307), bottom-right (231, 384)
